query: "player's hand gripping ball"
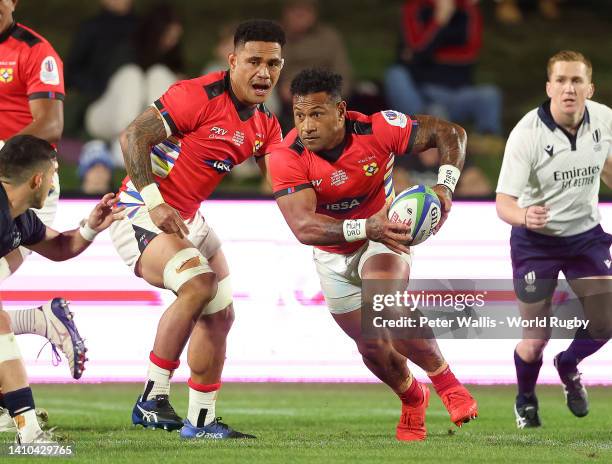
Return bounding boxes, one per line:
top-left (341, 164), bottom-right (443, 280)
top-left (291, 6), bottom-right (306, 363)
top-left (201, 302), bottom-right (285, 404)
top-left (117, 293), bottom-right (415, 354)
top-left (388, 185), bottom-right (441, 245)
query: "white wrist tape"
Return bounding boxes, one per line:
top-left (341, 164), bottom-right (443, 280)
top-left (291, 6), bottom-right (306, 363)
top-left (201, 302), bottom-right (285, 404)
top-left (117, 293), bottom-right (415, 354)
top-left (343, 219), bottom-right (367, 242)
top-left (140, 183), bottom-right (165, 211)
top-left (0, 140), bottom-right (4, 150)
top-left (79, 222), bottom-right (98, 242)
top-left (437, 164), bottom-right (461, 193)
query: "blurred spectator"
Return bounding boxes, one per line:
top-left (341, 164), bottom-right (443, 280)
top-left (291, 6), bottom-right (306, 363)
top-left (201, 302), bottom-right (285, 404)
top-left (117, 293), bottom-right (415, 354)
top-left (278, 0), bottom-right (354, 131)
top-left (384, 0), bottom-right (504, 156)
top-left (394, 148), bottom-right (492, 197)
top-left (84, 2), bottom-right (185, 164)
top-left (78, 140), bottom-right (114, 195)
top-left (64, 0), bottom-right (138, 136)
top-left (495, 0), bottom-right (561, 24)
top-left (203, 21), bottom-right (280, 115)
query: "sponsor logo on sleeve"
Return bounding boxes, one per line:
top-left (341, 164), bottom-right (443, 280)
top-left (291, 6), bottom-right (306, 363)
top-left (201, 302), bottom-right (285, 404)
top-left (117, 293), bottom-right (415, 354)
top-left (40, 56), bottom-right (60, 85)
top-left (382, 110), bottom-right (407, 128)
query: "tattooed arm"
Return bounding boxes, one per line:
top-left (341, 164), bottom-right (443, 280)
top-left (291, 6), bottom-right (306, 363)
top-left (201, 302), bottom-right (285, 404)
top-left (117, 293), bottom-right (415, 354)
top-left (410, 115), bottom-right (467, 231)
top-left (410, 115), bottom-right (466, 172)
top-left (121, 106), bottom-right (168, 190)
top-left (120, 106), bottom-right (188, 238)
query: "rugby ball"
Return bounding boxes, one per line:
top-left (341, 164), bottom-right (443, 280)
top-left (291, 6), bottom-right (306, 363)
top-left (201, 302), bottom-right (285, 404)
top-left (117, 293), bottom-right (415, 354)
top-left (388, 185), bottom-right (441, 245)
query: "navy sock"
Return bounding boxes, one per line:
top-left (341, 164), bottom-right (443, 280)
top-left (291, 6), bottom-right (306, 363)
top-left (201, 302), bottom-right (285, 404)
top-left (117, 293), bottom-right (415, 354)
top-left (558, 328), bottom-right (608, 376)
top-left (3, 387), bottom-right (35, 417)
top-left (514, 350), bottom-right (542, 402)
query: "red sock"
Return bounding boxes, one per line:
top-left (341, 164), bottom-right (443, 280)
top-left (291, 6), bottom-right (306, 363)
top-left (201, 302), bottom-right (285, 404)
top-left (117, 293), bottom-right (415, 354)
top-left (428, 365), bottom-right (460, 395)
top-left (149, 351), bottom-right (180, 370)
top-left (398, 378), bottom-right (424, 407)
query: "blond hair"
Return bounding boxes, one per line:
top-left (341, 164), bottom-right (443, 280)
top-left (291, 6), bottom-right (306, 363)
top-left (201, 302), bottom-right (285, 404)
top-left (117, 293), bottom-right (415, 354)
top-left (547, 50), bottom-right (592, 81)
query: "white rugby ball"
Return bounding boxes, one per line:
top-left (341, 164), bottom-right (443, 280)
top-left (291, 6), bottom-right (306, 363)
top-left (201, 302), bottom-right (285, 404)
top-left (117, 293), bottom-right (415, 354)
top-left (388, 185), bottom-right (441, 245)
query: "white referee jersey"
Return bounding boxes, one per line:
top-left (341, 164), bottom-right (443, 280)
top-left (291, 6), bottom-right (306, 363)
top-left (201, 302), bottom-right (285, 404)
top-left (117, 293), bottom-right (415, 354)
top-left (497, 99), bottom-right (612, 236)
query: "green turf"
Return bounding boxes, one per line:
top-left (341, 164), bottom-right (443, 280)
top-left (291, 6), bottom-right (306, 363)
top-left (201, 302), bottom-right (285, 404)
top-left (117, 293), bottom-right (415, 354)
top-left (1, 383), bottom-right (610, 463)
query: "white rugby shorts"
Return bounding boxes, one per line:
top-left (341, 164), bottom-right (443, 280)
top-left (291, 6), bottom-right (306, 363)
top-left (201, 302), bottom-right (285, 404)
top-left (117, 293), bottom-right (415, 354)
top-left (110, 201), bottom-right (221, 274)
top-left (313, 241), bottom-right (412, 314)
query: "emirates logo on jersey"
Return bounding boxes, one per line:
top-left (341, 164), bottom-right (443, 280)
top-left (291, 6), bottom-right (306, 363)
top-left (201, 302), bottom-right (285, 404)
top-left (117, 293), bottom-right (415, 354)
top-left (363, 162), bottom-right (379, 176)
top-left (0, 68), bottom-right (13, 84)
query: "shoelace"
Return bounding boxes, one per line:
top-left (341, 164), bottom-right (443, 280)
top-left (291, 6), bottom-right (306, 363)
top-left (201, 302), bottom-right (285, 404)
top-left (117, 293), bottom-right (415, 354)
top-left (212, 417), bottom-right (230, 429)
top-left (444, 390), bottom-right (468, 405)
top-left (35, 341), bottom-right (62, 367)
top-left (156, 397), bottom-right (179, 416)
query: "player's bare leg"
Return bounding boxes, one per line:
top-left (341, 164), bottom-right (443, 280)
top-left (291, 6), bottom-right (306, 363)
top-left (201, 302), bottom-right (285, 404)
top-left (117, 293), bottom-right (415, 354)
top-left (180, 249), bottom-right (254, 439)
top-left (132, 233), bottom-right (217, 431)
top-left (0, 307), bottom-right (53, 443)
top-left (332, 309), bottom-right (429, 441)
top-left (513, 297), bottom-right (552, 428)
top-left (554, 277), bottom-right (612, 418)
top-left (362, 253), bottom-right (477, 428)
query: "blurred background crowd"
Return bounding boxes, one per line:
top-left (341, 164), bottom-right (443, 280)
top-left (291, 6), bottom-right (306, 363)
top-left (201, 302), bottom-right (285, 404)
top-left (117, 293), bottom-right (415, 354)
top-left (15, 0), bottom-right (612, 198)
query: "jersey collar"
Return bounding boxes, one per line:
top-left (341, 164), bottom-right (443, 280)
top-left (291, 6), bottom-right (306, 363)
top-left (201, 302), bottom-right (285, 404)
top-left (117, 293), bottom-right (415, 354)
top-left (0, 22), bottom-right (16, 44)
top-left (537, 99), bottom-right (589, 151)
top-left (537, 99), bottom-right (590, 131)
top-left (225, 72), bottom-right (257, 122)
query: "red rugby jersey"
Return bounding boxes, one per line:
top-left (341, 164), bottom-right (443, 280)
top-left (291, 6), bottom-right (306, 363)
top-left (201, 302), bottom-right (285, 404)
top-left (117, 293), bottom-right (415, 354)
top-left (0, 23), bottom-right (64, 140)
top-left (119, 71), bottom-right (282, 219)
top-left (270, 110), bottom-right (418, 254)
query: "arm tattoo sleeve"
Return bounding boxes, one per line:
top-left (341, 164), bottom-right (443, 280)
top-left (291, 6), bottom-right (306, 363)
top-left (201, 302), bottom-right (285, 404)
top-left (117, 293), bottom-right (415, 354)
top-left (123, 107), bottom-right (168, 190)
top-left (412, 115), bottom-right (467, 170)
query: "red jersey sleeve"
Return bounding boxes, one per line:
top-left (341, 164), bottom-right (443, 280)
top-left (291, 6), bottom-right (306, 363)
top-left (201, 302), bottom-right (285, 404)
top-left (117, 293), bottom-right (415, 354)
top-left (256, 116), bottom-right (283, 159)
top-left (372, 110), bottom-right (419, 155)
top-left (23, 41), bottom-right (65, 100)
top-left (155, 80), bottom-right (206, 136)
top-left (269, 148), bottom-right (312, 199)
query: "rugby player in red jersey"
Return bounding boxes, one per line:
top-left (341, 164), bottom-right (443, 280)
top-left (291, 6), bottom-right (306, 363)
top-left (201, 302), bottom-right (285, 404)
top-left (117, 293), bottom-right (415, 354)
top-left (268, 68), bottom-right (478, 441)
top-left (0, 0), bottom-right (87, 433)
top-left (110, 20), bottom-right (285, 439)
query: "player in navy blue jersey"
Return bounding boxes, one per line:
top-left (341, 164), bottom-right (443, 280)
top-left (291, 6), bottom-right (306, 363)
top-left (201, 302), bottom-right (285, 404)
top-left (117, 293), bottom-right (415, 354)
top-left (0, 135), bottom-right (123, 443)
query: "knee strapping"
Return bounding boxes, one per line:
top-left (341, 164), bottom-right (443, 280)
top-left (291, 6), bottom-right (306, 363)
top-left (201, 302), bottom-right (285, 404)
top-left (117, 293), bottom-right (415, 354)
top-left (201, 276), bottom-right (233, 316)
top-left (163, 248), bottom-right (212, 293)
top-left (0, 333), bottom-right (22, 363)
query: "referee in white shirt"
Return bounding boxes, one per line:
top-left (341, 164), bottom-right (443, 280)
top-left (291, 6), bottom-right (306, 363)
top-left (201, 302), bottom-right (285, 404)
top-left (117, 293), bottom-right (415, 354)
top-left (496, 51), bottom-right (612, 428)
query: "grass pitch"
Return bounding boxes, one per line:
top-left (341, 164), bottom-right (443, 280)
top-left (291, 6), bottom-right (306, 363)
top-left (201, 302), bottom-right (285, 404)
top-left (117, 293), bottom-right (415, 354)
top-left (1, 383), bottom-right (610, 463)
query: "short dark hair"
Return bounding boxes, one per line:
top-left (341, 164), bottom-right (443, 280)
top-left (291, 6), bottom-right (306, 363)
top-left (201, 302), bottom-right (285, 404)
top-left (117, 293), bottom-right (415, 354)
top-left (0, 135), bottom-right (56, 184)
top-left (290, 68), bottom-right (343, 100)
top-left (234, 19), bottom-right (286, 48)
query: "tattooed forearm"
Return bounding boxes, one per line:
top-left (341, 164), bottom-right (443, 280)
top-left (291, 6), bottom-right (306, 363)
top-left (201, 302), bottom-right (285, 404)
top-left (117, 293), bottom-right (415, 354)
top-left (122, 107), bottom-right (168, 190)
top-left (412, 115), bottom-right (466, 170)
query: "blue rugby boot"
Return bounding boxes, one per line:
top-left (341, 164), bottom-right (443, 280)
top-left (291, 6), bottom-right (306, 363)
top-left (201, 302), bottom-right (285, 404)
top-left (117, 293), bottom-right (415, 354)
top-left (180, 418), bottom-right (256, 439)
top-left (132, 395), bottom-right (183, 431)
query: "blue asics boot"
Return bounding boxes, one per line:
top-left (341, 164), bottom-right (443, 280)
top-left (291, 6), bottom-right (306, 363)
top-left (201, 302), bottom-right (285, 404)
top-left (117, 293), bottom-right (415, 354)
top-left (40, 298), bottom-right (88, 379)
top-left (180, 418), bottom-right (256, 439)
top-left (132, 395), bottom-right (183, 431)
